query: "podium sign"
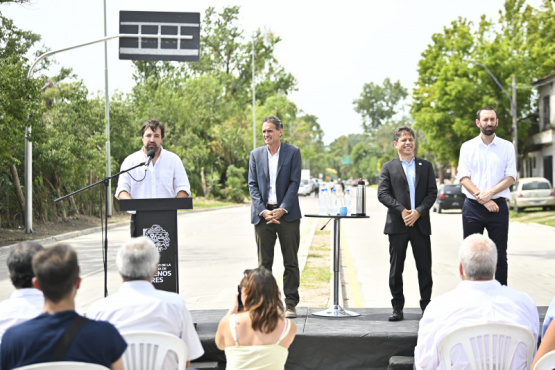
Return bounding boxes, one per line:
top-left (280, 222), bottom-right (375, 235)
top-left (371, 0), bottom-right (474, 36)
top-left (119, 198), bottom-right (192, 293)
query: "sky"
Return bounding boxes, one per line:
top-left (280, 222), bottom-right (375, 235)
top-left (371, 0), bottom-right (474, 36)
top-left (2, 0), bottom-right (544, 145)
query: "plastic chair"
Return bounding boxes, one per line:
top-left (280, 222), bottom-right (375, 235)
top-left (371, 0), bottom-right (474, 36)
top-left (121, 331), bottom-right (188, 370)
top-left (14, 362), bottom-right (109, 369)
top-left (533, 350), bottom-right (555, 370)
top-left (439, 323), bottom-right (536, 370)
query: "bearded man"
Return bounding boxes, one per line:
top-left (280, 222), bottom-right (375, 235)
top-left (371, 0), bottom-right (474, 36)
top-left (457, 107), bottom-right (517, 285)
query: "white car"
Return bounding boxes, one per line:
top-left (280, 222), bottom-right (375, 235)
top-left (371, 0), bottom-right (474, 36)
top-left (509, 177), bottom-right (555, 212)
top-left (298, 179), bottom-right (314, 196)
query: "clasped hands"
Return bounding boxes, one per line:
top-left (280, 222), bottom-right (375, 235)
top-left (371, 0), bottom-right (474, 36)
top-left (474, 189), bottom-right (499, 212)
top-left (263, 208), bottom-right (285, 224)
top-left (402, 209), bottom-right (420, 227)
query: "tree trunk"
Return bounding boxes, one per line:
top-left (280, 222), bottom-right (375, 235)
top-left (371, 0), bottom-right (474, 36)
top-left (437, 163), bottom-right (445, 184)
top-left (201, 167), bottom-right (208, 197)
top-left (9, 164), bottom-right (25, 213)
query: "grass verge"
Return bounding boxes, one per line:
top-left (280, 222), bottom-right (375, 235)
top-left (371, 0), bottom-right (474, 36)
top-left (298, 222), bottom-right (332, 308)
top-left (509, 208), bottom-right (555, 227)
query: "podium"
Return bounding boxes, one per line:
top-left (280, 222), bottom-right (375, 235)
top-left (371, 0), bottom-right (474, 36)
top-left (119, 198), bottom-right (192, 293)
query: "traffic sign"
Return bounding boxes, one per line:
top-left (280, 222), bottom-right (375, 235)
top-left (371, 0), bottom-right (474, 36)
top-left (119, 11), bottom-right (200, 62)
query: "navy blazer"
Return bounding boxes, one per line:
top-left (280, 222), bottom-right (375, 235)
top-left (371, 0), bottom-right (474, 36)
top-left (248, 142), bottom-right (302, 225)
top-left (377, 157), bottom-right (437, 235)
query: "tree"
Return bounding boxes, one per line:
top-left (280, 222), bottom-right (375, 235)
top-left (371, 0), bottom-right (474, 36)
top-left (411, 0), bottom-right (555, 168)
top-left (0, 10), bottom-right (44, 225)
top-left (353, 78), bottom-right (408, 132)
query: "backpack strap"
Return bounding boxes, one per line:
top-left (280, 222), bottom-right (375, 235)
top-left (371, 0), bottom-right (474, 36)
top-left (50, 315), bottom-right (88, 361)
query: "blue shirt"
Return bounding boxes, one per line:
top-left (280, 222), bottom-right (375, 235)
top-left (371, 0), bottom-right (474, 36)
top-left (401, 157), bottom-right (416, 210)
top-left (0, 310), bottom-right (127, 370)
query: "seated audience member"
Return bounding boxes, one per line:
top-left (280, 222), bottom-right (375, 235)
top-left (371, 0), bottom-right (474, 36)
top-left (414, 234), bottom-right (538, 370)
top-left (532, 319), bottom-right (555, 368)
top-left (216, 267), bottom-right (297, 370)
top-left (0, 242), bottom-right (44, 344)
top-left (87, 236), bottom-right (204, 368)
top-left (0, 243), bottom-right (126, 370)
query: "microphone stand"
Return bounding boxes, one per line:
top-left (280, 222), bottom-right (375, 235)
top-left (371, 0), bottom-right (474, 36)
top-left (55, 160), bottom-right (149, 297)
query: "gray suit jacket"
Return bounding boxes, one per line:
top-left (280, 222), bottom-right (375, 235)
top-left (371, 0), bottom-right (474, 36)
top-left (248, 142), bottom-right (302, 225)
top-left (377, 157), bottom-right (437, 235)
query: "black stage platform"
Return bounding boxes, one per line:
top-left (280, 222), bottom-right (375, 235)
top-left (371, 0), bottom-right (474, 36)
top-left (192, 307), bottom-right (547, 370)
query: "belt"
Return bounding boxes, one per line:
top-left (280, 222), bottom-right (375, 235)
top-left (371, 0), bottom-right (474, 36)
top-left (266, 204), bottom-right (278, 210)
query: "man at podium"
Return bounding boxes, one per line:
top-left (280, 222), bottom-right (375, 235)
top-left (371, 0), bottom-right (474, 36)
top-left (115, 119), bottom-right (190, 236)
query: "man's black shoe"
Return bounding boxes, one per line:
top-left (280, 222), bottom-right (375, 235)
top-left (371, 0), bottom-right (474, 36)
top-left (388, 309), bottom-right (404, 322)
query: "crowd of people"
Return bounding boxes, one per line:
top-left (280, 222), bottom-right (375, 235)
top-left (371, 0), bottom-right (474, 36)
top-left (1, 233), bottom-right (554, 369)
top-left (0, 239), bottom-right (298, 370)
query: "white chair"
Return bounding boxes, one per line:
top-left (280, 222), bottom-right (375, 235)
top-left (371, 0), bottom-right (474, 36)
top-left (14, 362), bottom-right (109, 369)
top-left (533, 350), bottom-right (555, 370)
top-left (121, 331), bottom-right (188, 370)
top-left (440, 323), bottom-right (536, 370)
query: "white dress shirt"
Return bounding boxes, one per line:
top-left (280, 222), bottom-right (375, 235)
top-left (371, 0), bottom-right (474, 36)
top-left (414, 280), bottom-right (539, 370)
top-left (457, 135), bottom-right (516, 200)
top-left (267, 144), bottom-right (281, 205)
top-left (115, 147), bottom-right (190, 200)
top-left (86, 280), bottom-right (204, 361)
top-left (0, 288), bottom-right (44, 344)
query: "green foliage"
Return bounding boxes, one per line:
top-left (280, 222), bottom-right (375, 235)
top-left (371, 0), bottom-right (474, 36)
top-left (353, 78), bottom-right (408, 132)
top-left (223, 165), bottom-right (246, 203)
top-left (411, 0), bottom-right (555, 166)
top-left (0, 10), bottom-right (45, 226)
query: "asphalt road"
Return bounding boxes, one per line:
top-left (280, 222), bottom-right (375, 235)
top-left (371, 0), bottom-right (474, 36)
top-left (341, 186), bottom-right (555, 309)
top-left (1, 189), bottom-right (554, 313)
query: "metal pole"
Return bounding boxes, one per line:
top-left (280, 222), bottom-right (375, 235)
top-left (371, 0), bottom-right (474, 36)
top-left (24, 128), bottom-right (32, 233)
top-left (333, 218), bottom-right (340, 306)
top-left (104, 0), bottom-right (112, 216)
top-left (512, 75), bottom-right (518, 173)
top-left (252, 33), bottom-right (256, 150)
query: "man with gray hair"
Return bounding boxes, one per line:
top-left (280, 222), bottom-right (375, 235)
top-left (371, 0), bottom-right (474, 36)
top-left (414, 234), bottom-right (539, 370)
top-left (87, 236), bottom-right (204, 368)
top-left (0, 242), bottom-right (44, 344)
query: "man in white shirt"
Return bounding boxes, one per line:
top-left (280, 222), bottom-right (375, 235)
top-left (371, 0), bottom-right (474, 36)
top-left (87, 237), bottom-right (204, 368)
top-left (414, 234), bottom-right (538, 370)
top-left (0, 241), bottom-right (44, 344)
top-left (115, 119), bottom-right (191, 236)
top-left (457, 107), bottom-right (517, 285)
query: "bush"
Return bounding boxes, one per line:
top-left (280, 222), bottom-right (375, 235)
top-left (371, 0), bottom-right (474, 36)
top-left (222, 165), bottom-right (246, 203)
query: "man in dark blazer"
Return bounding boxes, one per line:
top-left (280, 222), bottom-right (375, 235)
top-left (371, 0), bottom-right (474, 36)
top-left (248, 116), bottom-right (302, 318)
top-left (378, 126), bottom-right (437, 321)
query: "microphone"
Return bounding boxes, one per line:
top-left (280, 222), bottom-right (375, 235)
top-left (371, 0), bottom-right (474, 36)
top-left (145, 149), bottom-right (156, 167)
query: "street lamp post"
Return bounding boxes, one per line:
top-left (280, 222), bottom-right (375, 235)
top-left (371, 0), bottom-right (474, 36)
top-left (464, 59), bottom-right (518, 169)
top-left (252, 33), bottom-right (256, 151)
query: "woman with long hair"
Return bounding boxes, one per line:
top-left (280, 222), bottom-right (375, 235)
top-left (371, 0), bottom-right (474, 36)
top-left (215, 267), bottom-right (297, 369)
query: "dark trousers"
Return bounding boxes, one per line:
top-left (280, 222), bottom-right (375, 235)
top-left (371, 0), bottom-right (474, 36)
top-left (388, 227), bottom-right (433, 311)
top-left (462, 198), bottom-right (509, 285)
top-left (255, 218), bottom-right (301, 307)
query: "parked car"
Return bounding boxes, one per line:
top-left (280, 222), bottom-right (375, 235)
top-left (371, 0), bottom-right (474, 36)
top-left (433, 184), bottom-right (465, 213)
top-left (298, 178), bottom-right (314, 196)
top-left (509, 177), bottom-right (555, 212)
